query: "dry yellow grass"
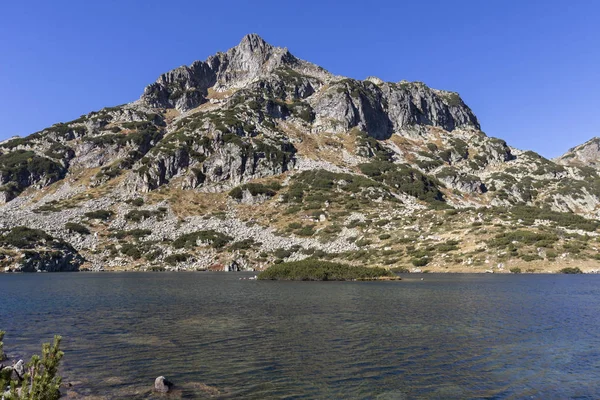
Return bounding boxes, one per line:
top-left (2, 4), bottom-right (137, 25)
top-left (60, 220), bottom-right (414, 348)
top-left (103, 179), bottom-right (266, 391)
top-left (279, 122), bottom-right (352, 167)
top-left (206, 87), bottom-right (235, 100)
top-left (163, 108), bottom-right (180, 124)
top-left (149, 185), bottom-right (228, 217)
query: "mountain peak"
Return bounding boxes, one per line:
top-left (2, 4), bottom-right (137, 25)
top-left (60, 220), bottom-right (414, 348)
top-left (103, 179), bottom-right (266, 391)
top-left (237, 33), bottom-right (271, 52)
top-left (140, 33), bottom-right (299, 111)
top-left (224, 32), bottom-right (294, 77)
top-left (230, 33), bottom-right (278, 61)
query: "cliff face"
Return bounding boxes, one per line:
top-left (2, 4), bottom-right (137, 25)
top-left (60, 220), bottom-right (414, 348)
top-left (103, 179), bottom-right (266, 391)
top-left (1, 34), bottom-right (599, 273)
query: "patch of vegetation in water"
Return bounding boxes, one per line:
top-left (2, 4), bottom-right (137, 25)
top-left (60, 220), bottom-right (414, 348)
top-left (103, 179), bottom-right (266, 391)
top-left (258, 260), bottom-right (395, 281)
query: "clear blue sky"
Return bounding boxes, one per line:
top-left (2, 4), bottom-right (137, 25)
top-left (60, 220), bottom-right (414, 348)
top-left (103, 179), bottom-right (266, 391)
top-left (1, 0), bottom-right (598, 158)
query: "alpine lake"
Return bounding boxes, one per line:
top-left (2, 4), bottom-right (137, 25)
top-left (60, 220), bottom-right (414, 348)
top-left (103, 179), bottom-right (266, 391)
top-left (2, 272), bottom-right (600, 399)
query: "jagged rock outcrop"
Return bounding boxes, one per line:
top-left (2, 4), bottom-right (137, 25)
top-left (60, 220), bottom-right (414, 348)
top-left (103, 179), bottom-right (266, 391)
top-left (310, 79), bottom-right (479, 139)
top-left (383, 82), bottom-right (480, 132)
top-left (15, 248), bottom-right (83, 272)
top-left (0, 226), bottom-right (84, 272)
top-left (201, 139), bottom-right (296, 186)
top-left (436, 168), bottom-right (486, 194)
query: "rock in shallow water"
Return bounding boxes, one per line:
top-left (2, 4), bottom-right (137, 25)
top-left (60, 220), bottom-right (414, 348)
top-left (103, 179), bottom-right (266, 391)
top-left (154, 376), bottom-right (173, 393)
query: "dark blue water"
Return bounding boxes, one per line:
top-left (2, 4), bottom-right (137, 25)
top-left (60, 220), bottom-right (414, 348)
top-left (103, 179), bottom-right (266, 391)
top-left (1, 272), bottom-right (600, 399)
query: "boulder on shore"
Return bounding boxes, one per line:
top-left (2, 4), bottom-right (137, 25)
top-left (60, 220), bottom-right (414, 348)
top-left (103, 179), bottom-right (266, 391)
top-left (13, 359), bottom-right (24, 378)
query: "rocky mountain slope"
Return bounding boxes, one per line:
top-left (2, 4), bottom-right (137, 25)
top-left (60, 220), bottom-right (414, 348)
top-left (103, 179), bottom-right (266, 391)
top-left (556, 137), bottom-right (600, 169)
top-left (1, 34), bottom-right (599, 273)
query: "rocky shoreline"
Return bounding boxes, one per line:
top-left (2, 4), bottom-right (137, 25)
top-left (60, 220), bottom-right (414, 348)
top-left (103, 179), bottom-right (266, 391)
top-left (2, 262), bottom-right (596, 274)
top-left (0, 334), bottom-right (223, 399)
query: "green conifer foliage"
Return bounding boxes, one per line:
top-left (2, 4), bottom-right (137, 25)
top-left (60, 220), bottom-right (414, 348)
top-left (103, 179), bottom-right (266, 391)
top-left (0, 330), bottom-right (5, 361)
top-left (0, 334), bottom-right (63, 400)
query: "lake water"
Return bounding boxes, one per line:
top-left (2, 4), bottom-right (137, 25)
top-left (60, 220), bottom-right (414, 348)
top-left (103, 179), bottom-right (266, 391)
top-left (1, 273), bottom-right (600, 399)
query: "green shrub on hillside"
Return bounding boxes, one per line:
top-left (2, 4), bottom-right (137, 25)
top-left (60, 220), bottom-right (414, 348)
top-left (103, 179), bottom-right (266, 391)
top-left (230, 238), bottom-right (260, 250)
top-left (125, 197), bottom-right (145, 207)
top-left (273, 248), bottom-right (293, 259)
top-left (508, 205), bottom-right (598, 232)
top-left (358, 161), bottom-right (446, 205)
top-left (488, 230), bottom-right (558, 248)
top-left (0, 151), bottom-right (65, 182)
top-left (165, 253), bottom-right (191, 265)
top-left (390, 266), bottom-right (410, 273)
top-left (411, 258), bottom-right (429, 267)
top-left (436, 240), bottom-right (459, 252)
top-left (65, 222), bottom-right (90, 235)
top-left (521, 254), bottom-right (542, 262)
top-left (296, 225), bottom-right (316, 237)
top-left (0, 226), bottom-right (53, 249)
top-left (124, 209), bottom-right (166, 222)
top-left (44, 142), bottom-right (74, 160)
top-left (84, 209), bottom-right (113, 220)
top-left (173, 230), bottom-right (233, 249)
top-left (0, 151), bottom-right (66, 196)
top-left (229, 182), bottom-right (281, 199)
top-left (110, 229), bottom-right (152, 240)
top-left (120, 243), bottom-right (142, 260)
